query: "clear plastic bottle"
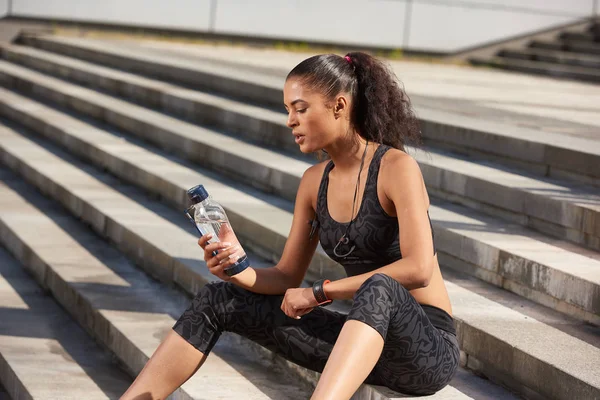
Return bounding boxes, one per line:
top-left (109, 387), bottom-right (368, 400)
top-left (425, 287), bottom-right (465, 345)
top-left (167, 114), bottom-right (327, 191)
top-left (185, 184), bottom-right (250, 277)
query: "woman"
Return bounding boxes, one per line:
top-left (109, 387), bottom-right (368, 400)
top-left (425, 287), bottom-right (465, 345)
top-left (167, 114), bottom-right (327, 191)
top-left (121, 52), bottom-right (459, 400)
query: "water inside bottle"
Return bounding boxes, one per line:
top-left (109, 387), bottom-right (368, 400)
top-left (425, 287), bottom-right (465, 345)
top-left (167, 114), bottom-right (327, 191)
top-left (195, 217), bottom-right (247, 261)
top-left (195, 217), bottom-right (226, 241)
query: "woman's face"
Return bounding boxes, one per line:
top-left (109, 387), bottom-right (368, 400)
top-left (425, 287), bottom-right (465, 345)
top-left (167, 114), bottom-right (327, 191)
top-left (283, 77), bottom-right (348, 153)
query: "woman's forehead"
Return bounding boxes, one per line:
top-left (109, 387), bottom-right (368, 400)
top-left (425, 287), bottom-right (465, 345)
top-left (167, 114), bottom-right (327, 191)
top-left (284, 78), bottom-right (307, 93)
top-left (284, 78), bottom-right (319, 103)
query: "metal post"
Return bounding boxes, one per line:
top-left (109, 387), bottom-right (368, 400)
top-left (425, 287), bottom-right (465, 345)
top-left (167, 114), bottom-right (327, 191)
top-left (403, 0), bottom-right (413, 49)
top-left (209, 0), bottom-right (218, 33)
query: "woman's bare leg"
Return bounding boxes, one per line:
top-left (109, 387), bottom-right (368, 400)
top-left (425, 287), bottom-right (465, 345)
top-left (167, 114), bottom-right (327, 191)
top-left (311, 320), bottom-right (384, 400)
top-left (120, 330), bottom-right (207, 400)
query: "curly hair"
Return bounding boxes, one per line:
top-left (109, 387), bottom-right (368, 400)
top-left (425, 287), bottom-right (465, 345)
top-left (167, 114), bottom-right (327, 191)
top-left (286, 52), bottom-right (421, 152)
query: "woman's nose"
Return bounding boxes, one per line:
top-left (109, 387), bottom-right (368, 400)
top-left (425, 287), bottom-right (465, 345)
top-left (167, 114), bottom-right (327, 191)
top-left (286, 113), bottom-right (298, 128)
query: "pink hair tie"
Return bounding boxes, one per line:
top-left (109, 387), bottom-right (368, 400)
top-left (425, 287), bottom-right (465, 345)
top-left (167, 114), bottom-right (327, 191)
top-left (344, 55), bottom-right (352, 64)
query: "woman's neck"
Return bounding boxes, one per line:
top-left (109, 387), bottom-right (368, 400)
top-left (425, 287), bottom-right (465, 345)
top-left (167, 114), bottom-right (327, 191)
top-left (325, 135), bottom-right (376, 174)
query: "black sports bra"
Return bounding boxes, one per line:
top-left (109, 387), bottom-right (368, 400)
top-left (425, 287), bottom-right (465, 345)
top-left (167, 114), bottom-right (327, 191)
top-left (315, 144), bottom-right (436, 277)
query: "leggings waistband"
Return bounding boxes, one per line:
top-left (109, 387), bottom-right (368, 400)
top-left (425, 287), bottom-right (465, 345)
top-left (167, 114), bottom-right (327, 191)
top-left (420, 304), bottom-right (456, 335)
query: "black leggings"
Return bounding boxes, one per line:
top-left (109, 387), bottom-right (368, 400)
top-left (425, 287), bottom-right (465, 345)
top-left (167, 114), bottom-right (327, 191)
top-left (173, 273), bottom-right (460, 395)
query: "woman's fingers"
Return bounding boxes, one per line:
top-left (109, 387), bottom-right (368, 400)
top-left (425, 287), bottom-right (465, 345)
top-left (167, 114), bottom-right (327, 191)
top-left (197, 234), bottom-right (242, 281)
top-left (204, 240), bottom-right (230, 253)
top-left (217, 245), bottom-right (240, 263)
top-left (209, 254), bottom-right (237, 273)
top-left (203, 242), bottom-right (231, 262)
top-left (280, 302), bottom-right (293, 319)
top-left (211, 245), bottom-right (239, 264)
top-left (206, 244), bottom-right (240, 271)
top-left (197, 233), bottom-right (213, 248)
top-left (280, 297), bottom-right (312, 320)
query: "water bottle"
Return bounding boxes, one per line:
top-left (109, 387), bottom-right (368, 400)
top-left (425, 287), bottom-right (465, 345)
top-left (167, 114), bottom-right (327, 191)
top-left (184, 184), bottom-right (250, 277)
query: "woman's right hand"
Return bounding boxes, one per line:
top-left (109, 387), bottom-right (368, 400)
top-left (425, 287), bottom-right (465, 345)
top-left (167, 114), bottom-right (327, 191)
top-left (198, 233), bottom-right (241, 281)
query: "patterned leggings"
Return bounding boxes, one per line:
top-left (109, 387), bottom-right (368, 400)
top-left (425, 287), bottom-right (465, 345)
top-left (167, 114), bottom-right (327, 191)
top-left (173, 273), bottom-right (460, 396)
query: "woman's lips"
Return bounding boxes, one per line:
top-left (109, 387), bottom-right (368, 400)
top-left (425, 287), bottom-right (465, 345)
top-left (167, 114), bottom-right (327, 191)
top-left (294, 134), bottom-right (305, 144)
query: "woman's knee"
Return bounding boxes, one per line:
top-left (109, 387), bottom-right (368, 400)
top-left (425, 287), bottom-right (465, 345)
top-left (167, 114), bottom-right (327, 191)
top-left (361, 273), bottom-right (395, 287)
top-left (172, 281), bottom-right (230, 355)
top-left (347, 274), bottom-right (401, 340)
top-left (193, 281), bottom-right (284, 329)
top-left (354, 273), bottom-right (405, 301)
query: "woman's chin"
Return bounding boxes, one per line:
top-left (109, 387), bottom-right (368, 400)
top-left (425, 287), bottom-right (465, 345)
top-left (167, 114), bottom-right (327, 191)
top-left (299, 145), bottom-right (321, 154)
top-left (296, 138), bottom-right (323, 154)
top-left (297, 141), bottom-right (312, 153)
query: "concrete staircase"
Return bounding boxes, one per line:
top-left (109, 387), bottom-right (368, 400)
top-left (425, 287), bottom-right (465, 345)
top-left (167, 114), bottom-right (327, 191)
top-left (471, 20), bottom-right (600, 84)
top-left (0, 33), bottom-right (598, 399)
top-left (0, 243), bottom-right (132, 399)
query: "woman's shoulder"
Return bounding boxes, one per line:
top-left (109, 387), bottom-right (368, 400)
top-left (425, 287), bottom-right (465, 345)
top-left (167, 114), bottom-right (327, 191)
top-left (302, 159), bottom-right (330, 182)
top-left (380, 147), bottom-right (417, 169)
top-left (380, 147), bottom-right (429, 206)
top-left (296, 160), bottom-right (330, 208)
top-left (380, 147), bottom-right (423, 185)
top-left (300, 160), bottom-right (329, 193)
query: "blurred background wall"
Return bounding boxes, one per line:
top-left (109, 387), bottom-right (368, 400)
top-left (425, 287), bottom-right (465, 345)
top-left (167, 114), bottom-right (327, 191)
top-left (0, 0), bottom-right (597, 53)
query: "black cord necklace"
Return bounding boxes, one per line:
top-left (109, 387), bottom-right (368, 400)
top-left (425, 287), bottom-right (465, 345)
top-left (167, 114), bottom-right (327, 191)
top-left (333, 139), bottom-right (369, 258)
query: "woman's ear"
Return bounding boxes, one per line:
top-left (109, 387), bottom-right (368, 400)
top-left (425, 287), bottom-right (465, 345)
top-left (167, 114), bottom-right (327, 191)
top-left (333, 95), bottom-right (349, 119)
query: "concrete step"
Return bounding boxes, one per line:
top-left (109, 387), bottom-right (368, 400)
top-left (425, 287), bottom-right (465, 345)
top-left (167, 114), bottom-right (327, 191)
top-left (528, 40), bottom-right (569, 52)
top-left (14, 35), bottom-right (600, 187)
top-left (19, 34), bottom-right (285, 109)
top-left (530, 39), bottom-right (600, 56)
top-left (0, 59), bottom-right (598, 253)
top-left (0, 246), bottom-right (132, 399)
top-left (498, 48), bottom-right (600, 69)
top-left (0, 80), bottom-right (598, 325)
top-left (0, 135), bottom-right (518, 400)
top-left (562, 39), bottom-right (600, 55)
top-left (560, 31), bottom-right (600, 44)
top-left (471, 56), bottom-right (600, 84)
top-left (0, 169), bottom-right (313, 400)
top-left (0, 112), bottom-right (598, 400)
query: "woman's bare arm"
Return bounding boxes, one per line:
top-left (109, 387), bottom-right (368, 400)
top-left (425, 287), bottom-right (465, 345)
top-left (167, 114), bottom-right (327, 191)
top-left (227, 164), bottom-right (323, 294)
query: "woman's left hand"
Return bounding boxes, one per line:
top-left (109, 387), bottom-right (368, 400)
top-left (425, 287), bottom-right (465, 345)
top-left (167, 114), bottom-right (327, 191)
top-left (281, 287), bottom-right (319, 319)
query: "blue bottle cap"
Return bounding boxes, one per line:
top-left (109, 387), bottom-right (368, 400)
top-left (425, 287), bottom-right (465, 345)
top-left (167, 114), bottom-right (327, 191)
top-left (187, 184), bottom-right (209, 204)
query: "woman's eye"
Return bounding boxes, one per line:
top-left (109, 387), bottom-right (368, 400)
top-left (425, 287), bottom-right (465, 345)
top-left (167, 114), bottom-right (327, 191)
top-left (297, 108), bottom-right (307, 114)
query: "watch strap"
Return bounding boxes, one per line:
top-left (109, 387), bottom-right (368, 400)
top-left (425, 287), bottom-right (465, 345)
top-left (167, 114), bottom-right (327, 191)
top-left (313, 279), bottom-right (332, 306)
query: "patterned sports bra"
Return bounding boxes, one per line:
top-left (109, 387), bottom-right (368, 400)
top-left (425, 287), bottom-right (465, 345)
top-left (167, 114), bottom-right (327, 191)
top-left (315, 144), bottom-right (436, 277)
